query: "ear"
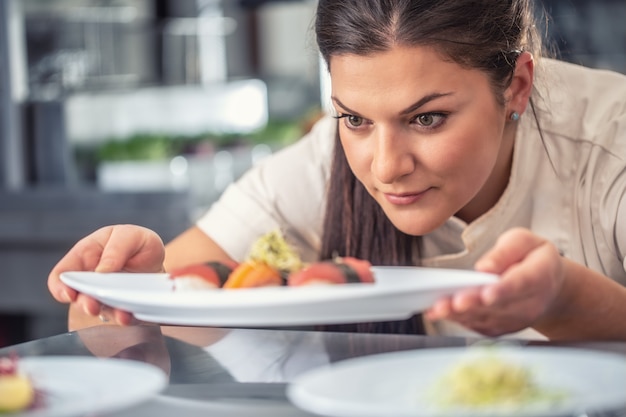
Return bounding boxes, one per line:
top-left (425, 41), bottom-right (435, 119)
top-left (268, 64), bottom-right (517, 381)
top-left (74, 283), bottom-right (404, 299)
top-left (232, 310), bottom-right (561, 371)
top-left (505, 51), bottom-right (534, 116)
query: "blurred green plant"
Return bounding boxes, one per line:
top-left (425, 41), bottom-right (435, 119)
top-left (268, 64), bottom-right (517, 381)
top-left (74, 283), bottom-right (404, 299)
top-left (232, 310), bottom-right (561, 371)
top-left (93, 120), bottom-right (306, 162)
top-left (246, 119), bottom-right (305, 147)
top-left (96, 133), bottom-right (180, 162)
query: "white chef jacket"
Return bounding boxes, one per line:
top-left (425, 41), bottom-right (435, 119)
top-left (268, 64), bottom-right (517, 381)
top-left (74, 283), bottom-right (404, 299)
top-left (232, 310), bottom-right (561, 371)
top-left (197, 58), bottom-right (626, 339)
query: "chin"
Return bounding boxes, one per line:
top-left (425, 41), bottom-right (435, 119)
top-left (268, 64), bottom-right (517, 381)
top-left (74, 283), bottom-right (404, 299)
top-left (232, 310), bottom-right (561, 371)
top-left (386, 214), bottom-right (446, 237)
top-left (375, 197), bottom-right (451, 237)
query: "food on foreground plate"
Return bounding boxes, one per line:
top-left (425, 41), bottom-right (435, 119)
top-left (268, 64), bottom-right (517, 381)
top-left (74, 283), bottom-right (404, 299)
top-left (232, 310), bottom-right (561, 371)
top-left (247, 229), bottom-right (303, 273)
top-left (223, 260), bottom-right (284, 289)
top-left (0, 355), bottom-right (36, 413)
top-left (169, 261), bottom-right (236, 290)
top-left (432, 349), bottom-right (567, 410)
top-left (170, 229), bottom-right (375, 290)
top-left (287, 256), bottom-right (375, 286)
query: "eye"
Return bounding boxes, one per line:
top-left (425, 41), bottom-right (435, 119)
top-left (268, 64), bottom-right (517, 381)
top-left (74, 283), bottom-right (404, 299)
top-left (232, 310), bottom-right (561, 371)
top-left (334, 113), bottom-right (366, 129)
top-left (417, 114), bottom-right (435, 126)
top-left (346, 115), bottom-right (363, 127)
top-left (413, 113), bottom-right (446, 129)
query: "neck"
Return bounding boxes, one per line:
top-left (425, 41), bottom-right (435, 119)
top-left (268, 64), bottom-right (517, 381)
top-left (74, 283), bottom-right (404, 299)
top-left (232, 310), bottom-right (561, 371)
top-left (455, 122), bottom-right (517, 223)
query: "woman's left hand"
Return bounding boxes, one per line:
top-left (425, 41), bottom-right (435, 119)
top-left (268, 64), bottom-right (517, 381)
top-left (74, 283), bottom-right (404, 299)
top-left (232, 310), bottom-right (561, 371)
top-left (425, 227), bottom-right (565, 337)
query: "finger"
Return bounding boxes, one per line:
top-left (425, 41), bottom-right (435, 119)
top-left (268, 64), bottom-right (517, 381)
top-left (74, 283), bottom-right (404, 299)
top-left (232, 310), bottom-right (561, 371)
top-left (450, 287), bottom-right (485, 313)
top-left (446, 307), bottom-right (516, 337)
top-left (48, 250), bottom-right (96, 303)
top-left (447, 308), bottom-right (490, 328)
top-left (463, 314), bottom-right (528, 338)
top-left (425, 296), bottom-right (453, 321)
top-left (97, 305), bottom-right (114, 324)
top-left (47, 276), bottom-right (77, 304)
top-left (76, 293), bottom-right (102, 317)
top-left (475, 228), bottom-right (543, 274)
top-left (94, 225), bottom-right (136, 272)
top-left (114, 310), bottom-right (136, 326)
top-left (481, 240), bottom-right (560, 307)
top-left (47, 227), bottom-right (116, 302)
top-left (94, 305), bottom-right (135, 327)
top-left (96, 225), bottom-right (164, 273)
top-left (480, 261), bottom-right (536, 306)
top-left (48, 259), bottom-right (89, 303)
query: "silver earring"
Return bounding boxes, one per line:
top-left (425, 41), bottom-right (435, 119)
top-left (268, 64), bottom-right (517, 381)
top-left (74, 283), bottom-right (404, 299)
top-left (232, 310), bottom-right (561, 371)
top-left (510, 111), bottom-right (520, 121)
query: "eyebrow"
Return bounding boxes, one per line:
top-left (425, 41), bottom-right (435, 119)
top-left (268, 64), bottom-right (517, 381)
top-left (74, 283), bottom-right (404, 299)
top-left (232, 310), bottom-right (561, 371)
top-left (332, 92), bottom-right (454, 116)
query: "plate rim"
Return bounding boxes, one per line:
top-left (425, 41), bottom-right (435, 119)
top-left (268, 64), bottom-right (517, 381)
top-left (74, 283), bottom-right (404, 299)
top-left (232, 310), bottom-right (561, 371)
top-left (17, 356), bottom-right (167, 417)
top-left (60, 267), bottom-right (497, 326)
top-left (286, 345), bottom-right (626, 417)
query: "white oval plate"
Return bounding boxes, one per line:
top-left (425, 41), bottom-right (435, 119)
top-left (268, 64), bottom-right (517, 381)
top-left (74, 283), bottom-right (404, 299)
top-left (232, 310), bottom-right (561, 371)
top-left (11, 356), bottom-right (167, 417)
top-left (287, 346), bottom-right (626, 417)
top-left (60, 266), bottom-right (497, 327)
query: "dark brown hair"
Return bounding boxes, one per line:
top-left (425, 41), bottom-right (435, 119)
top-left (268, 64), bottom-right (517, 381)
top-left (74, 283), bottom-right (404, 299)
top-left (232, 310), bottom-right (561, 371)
top-left (315, 0), bottom-right (544, 334)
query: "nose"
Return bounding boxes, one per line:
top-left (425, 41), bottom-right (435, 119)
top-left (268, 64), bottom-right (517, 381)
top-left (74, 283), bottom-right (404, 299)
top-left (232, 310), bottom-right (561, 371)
top-left (371, 126), bottom-right (415, 184)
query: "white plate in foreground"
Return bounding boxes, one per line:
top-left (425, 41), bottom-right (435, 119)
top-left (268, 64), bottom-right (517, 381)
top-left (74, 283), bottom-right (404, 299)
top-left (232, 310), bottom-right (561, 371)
top-left (287, 346), bottom-right (626, 417)
top-left (60, 266), bottom-right (496, 326)
top-left (13, 356), bottom-right (167, 417)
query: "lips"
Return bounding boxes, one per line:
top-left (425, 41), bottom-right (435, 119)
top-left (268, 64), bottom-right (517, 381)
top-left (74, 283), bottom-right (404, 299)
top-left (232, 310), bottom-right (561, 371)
top-left (383, 188), bottom-right (431, 205)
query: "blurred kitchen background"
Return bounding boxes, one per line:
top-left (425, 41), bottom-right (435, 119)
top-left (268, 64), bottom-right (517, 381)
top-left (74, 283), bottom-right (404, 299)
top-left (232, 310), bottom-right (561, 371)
top-left (1, 0), bottom-right (625, 346)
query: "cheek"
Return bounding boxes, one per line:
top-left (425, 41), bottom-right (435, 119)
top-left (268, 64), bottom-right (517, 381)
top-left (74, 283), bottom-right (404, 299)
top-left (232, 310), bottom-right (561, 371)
top-left (340, 135), bottom-right (371, 178)
top-left (430, 128), bottom-right (501, 181)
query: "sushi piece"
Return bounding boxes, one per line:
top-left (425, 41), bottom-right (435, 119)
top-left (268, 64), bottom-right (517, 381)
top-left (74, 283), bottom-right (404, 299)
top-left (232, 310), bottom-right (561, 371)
top-left (223, 260), bottom-right (284, 289)
top-left (287, 256), bottom-right (375, 286)
top-left (220, 229), bottom-right (298, 289)
top-left (170, 261), bottom-right (236, 290)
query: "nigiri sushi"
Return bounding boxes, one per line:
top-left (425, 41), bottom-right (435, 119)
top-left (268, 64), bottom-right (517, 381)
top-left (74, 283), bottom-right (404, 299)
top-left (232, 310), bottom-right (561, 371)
top-left (287, 256), bottom-right (375, 286)
top-left (170, 261), bottom-right (236, 290)
top-left (223, 260), bottom-right (284, 289)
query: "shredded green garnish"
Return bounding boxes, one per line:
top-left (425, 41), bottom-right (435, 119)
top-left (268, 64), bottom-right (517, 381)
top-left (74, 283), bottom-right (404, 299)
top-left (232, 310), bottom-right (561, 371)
top-left (248, 229), bottom-right (303, 272)
top-left (432, 353), bottom-right (568, 410)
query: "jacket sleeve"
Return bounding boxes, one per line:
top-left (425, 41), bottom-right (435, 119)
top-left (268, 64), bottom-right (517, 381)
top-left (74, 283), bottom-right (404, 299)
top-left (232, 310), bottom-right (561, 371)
top-left (196, 116), bottom-right (336, 262)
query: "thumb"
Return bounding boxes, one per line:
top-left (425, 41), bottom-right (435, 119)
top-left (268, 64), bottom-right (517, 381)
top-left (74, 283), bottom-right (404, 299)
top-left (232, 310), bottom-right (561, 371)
top-left (92, 225), bottom-right (145, 272)
top-left (94, 224), bottom-right (165, 273)
top-left (95, 256), bottom-right (121, 273)
top-left (475, 227), bottom-right (543, 274)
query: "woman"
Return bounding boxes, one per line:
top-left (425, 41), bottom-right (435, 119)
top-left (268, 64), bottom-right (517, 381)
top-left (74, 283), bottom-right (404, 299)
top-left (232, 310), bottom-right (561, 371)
top-left (48, 0), bottom-right (626, 340)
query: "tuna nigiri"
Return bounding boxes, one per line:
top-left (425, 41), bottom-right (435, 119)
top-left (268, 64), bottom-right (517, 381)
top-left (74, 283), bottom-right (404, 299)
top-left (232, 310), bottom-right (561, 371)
top-left (287, 256), bottom-right (374, 286)
top-left (170, 261), bottom-right (236, 290)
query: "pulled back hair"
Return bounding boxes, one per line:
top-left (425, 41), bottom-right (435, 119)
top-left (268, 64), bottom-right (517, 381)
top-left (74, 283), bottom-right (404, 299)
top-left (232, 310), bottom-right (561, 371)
top-left (316, 0), bottom-right (544, 334)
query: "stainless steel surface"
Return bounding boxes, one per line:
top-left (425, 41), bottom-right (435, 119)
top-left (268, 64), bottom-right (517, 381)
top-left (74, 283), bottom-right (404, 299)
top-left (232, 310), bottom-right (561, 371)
top-left (163, 382), bottom-right (288, 401)
top-left (0, 0), bottom-right (28, 190)
top-left (0, 189), bottom-right (192, 340)
top-left (2, 325), bottom-right (625, 417)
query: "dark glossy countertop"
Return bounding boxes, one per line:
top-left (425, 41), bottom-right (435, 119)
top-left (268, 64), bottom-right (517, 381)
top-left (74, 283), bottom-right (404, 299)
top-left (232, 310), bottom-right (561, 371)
top-left (2, 324), bottom-right (626, 417)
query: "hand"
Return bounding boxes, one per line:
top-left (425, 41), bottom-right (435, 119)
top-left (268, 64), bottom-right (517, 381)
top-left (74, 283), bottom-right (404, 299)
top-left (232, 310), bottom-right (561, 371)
top-left (425, 227), bottom-right (565, 337)
top-left (48, 224), bottom-right (166, 327)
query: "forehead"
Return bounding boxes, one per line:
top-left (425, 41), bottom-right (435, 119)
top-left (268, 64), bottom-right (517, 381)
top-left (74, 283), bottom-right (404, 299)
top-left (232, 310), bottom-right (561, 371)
top-left (328, 45), bottom-right (490, 109)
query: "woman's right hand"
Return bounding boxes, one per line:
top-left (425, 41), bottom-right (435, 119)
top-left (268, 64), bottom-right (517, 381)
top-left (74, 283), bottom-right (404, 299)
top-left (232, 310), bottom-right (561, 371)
top-left (48, 224), bottom-right (166, 328)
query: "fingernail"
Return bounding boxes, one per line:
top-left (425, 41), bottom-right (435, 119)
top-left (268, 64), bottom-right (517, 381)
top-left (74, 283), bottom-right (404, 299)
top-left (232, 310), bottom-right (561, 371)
top-left (482, 286), bottom-right (497, 306)
top-left (474, 258), bottom-right (486, 268)
top-left (475, 259), bottom-right (494, 272)
top-left (95, 259), bottom-right (113, 273)
top-left (83, 304), bottom-right (94, 316)
top-left (60, 289), bottom-right (72, 303)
